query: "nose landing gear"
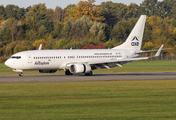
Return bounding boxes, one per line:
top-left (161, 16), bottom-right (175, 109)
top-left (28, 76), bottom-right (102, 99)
top-left (13, 69), bottom-right (23, 76)
top-left (19, 72), bottom-right (23, 76)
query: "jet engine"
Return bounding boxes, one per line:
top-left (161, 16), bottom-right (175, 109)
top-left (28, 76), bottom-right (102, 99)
top-left (69, 63), bottom-right (91, 74)
top-left (38, 70), bottom-right (57, 73)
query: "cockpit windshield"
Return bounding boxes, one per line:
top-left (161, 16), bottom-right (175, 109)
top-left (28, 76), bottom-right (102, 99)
top-left (11, 56), bottom-right (21, 59)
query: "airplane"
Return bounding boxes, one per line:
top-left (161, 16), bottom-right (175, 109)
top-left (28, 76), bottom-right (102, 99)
top-left (5, 15), bottom-right (164, 76)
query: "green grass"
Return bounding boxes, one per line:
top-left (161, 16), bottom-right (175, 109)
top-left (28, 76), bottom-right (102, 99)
top-left (0, 80), bottom-right (176, 119)
top-left (1, 60), bottom-right (176, 75)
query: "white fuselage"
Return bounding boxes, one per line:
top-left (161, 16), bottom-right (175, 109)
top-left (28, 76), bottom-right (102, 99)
top-left (5, 49), bottom-right (139, 71)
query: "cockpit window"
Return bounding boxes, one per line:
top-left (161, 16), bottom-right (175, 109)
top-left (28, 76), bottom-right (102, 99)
top-left (11, 56), bottom-right (21, 59)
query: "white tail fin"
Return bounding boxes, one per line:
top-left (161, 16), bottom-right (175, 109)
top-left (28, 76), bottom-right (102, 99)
top-left (112, 15), bottom-right (146, 50)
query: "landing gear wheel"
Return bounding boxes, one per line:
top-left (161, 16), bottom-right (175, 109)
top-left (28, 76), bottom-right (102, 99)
top-left (19, 72), bottom-right (23, 76)
top-left (85, 71), bottom-right (93, 76)
top-left (65, 70), bottom-right (73, 75)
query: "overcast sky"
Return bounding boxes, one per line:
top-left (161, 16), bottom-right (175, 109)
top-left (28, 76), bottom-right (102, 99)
top-left (1, 0), bottom-right (162, 9)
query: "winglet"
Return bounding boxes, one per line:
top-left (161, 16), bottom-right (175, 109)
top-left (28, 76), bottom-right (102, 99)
top-left (38, 44), bottom-right (42, 50)
top-left (154, 44), bottom-right (164, 57)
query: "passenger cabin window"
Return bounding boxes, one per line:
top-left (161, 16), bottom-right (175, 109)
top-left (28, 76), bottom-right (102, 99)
top-left (33, 56), bottom-right (63, 59)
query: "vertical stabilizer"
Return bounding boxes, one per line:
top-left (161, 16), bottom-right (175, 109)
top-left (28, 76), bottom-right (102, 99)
top-left (112, 15), bottom-right (146, 50)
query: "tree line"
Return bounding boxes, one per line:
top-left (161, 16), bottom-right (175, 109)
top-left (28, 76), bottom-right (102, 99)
top-left (0, 0), bottom-right (176, 61)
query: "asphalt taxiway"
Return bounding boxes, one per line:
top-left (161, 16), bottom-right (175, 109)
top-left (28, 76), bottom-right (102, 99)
top-left (0, 72), bottom-right (176, 83)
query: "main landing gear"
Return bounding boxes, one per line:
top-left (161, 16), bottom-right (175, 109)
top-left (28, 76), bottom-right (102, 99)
top-left (65, 70), bottom-right (93, 76)
top-left (19, 72), bottom-right (23, 76)
top-left (85, 71), bottom-right (93, 76)
top-left (65, 70), bottom-right (73, 75)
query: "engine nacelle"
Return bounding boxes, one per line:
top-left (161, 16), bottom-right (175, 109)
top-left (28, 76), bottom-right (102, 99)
top-left (38, 70), bottom-right (57, 73)
top-left (69, 63), bottom-right (91, 74)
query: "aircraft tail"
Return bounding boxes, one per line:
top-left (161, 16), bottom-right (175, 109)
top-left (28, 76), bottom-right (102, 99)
top-left (112, 15), bottom-right (146, 50)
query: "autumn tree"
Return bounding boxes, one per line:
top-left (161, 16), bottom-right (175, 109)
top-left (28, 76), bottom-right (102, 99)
top-left (99, 1), bottom-right (139, 27)
top-left (142, 16), bottom-right (175, 51)
top-left (51, 20), bottom-right (63, 38)
top-left (99, 1), bottom-right (124, 27)
top-left (25, 3), bottom-right (54, 40)
top-left (25, 29), bottom-right (37, 41)
top-left (26, 3), bottom-right (48, 29)
top-left (172, 2), bottom-right (176, 19)
top-left (14, 40), bottom-right (34, 53)
top-left (64, 4), bottom-right (75, 22)
top-left (3, 18), bottom-right (23, 42)
top-left (66, 0), bottom-right (104, 22)
top-left (139, 0), bottom-right (176, 18)
top-left (69, 16), bottom-right (93, 40)
top-left (124, 3), bottom-right (139, 19)
top-left (33, 39), bottom-right (47, 49)
top-left (4, 5), bottom-right (26, 20)
top-left (47, 8), bottom-right (54, 21)
top-left (139, 0), bottom-right (158, 16)
top-left (61, 22), bottom-right (71, 38)
top-left (37, 25), bottom-right (47, 39)
top-left (0, 22), bottom-right (9, 42)
top-left (54, 6), bottom-right (64, 22)
top-left (67, 15), bottom-right (108, 43)
top-left (53, 38), bottom-right (68, 49)
top-left (0, 5), bottom-right (5, 20)
top-left (89, 21), bottom-right (107, 42)
top-left (110, 18), bottom-right (138, 45)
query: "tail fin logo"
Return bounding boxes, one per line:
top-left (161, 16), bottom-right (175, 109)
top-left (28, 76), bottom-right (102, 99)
top-left (131, 36), bottom-right (139, 46)
top-left (131, 36), bottom-right (139, 41)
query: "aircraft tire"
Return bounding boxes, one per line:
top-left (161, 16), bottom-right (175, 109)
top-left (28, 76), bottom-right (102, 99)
top-left (85, 71), bottom-right (93, 76)
top-left (19, 72), bottom-right (23, 77)
top-left (65, 70), bottom-right (73, 75)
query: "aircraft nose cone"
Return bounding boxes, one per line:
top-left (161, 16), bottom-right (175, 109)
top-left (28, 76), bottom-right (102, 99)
top-left (5, 59), bottom-right (11, 68)
top-left (5, 60), bottom-right (8, 66)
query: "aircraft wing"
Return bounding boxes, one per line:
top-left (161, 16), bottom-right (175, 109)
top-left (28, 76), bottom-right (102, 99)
top-left (88, 57), bottom-right (149, 65)
top-left (89, 44), bottom-right (164, 65)
top-left (87, 57), bottom-right (149, 70)
top-left (88, 45), bottom-right (164, 69)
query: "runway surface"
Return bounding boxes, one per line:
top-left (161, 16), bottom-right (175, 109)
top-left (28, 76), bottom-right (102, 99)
top-left (0, 72), bottom-right (176, 83)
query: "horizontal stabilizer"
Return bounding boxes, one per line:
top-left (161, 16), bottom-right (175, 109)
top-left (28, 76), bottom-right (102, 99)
top-left (135, 50), bottom-right (159, 54)
top-left (135, 48), bottom-right (171, 54)
top-left (154, 44), bottom-right (163, 57)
